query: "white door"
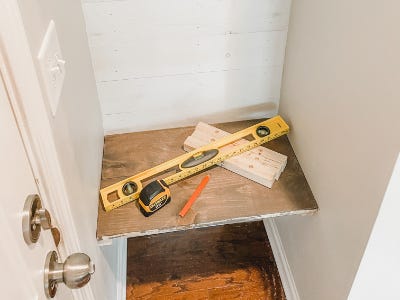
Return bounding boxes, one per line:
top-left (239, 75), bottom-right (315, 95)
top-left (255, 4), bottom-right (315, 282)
top-left (0, 70), bottom-right (72, 299)
top-left (348, 153), bottom-right (400, 299)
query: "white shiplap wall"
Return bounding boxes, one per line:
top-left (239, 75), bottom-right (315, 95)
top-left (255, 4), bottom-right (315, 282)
top-left (82, 0), bottom-right (291, 134)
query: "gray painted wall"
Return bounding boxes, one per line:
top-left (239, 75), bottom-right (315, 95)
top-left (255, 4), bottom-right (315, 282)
top-left (277, 0), bottom-right (400, 299)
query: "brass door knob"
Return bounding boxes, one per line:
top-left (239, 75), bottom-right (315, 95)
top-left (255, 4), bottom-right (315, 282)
top-left (44, 251), bottom-right (95, 298)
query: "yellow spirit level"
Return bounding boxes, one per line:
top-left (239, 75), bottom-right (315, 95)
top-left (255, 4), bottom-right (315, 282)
top-left (100, 116), bottom-right (289, 215)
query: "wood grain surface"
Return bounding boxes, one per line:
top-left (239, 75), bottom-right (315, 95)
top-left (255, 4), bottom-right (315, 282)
top-left (97, 119), bottom-right (317, 240)
top-left (126, 221), bottom-right (285, 300)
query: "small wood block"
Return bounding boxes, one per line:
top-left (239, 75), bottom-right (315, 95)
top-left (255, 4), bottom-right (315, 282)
top-left (183, 122), bottom-right (288, 188)
top-left (184, 136), bottom-right (276, 186)
top-left (194, 122), bottom-right (287, 175)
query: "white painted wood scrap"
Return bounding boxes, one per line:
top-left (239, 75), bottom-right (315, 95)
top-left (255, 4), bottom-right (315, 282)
top-left (183, 122), bottom-right (287, 188)
top-left (190, 122), bottom-right (287, 177)
top-left (190, 124), bottom-right (286, 177)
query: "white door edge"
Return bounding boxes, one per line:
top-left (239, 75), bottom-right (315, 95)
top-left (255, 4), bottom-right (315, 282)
top-left (0, 6), bottom-right (78, 255)
top-left (0, 1), bottom-right (95, 299)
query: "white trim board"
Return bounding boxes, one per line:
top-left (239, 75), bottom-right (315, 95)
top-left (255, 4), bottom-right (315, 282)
top-left (99, 237), bottom-right (127, 300)
top-left (115, 237), bottom-right (127, 300)
top-left (264, 218), bottom-right (300, 300)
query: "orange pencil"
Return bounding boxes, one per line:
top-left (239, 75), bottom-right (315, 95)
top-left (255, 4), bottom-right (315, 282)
top-left (179, 175), bottom-right (210, 217)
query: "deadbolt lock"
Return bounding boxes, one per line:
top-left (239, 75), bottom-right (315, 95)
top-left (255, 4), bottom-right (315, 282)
top-left (44, 251), bottom-right (95, 298)
top-left (22, 194), bottom-right (53, 245)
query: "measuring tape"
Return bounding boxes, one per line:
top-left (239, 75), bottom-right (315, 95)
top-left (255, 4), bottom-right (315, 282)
top-left (100, 115), bottom-right (289, 214)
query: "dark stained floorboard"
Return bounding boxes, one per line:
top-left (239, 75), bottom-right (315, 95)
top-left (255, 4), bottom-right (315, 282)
top-left (126, 221), bottom-right (286, 300)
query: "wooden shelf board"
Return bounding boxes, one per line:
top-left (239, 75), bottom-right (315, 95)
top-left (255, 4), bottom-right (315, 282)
top-left (97, 119), bottom-right (318, 240)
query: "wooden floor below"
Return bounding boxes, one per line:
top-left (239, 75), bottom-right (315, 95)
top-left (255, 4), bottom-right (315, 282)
top-left (126, 221), bottom-right (285, 300)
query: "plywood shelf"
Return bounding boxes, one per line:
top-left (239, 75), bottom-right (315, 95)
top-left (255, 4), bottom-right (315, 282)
top-left (97, 119), bottom-right (318, 240)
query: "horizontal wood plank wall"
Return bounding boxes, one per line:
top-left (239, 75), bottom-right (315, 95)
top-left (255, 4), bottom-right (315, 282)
top-left (82, 0), bottom-right (292, 134)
